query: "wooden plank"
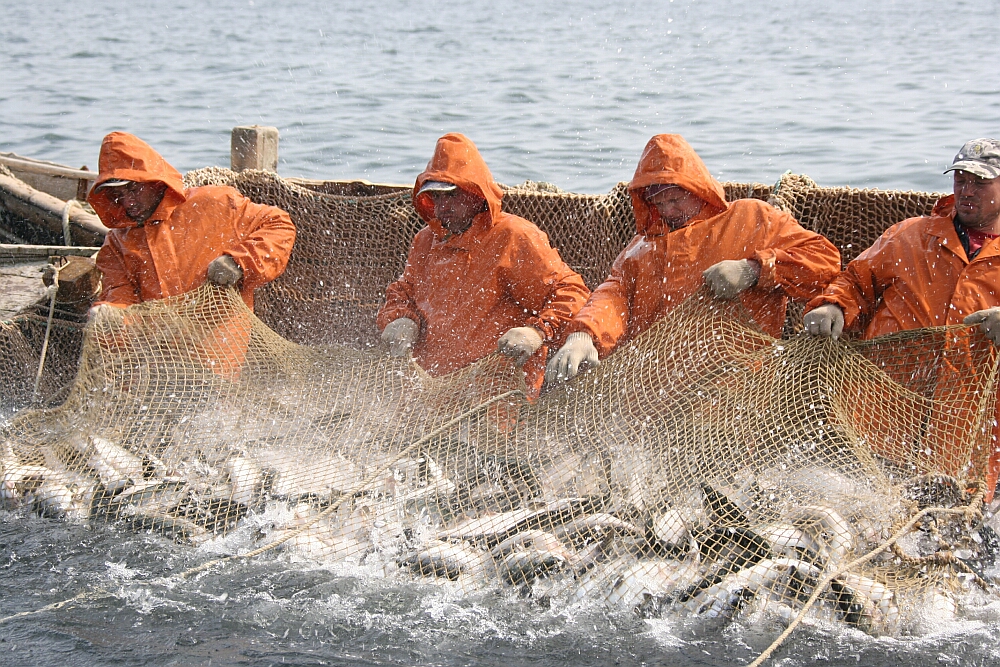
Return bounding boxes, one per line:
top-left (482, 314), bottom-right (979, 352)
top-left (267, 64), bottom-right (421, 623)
top-left (0, 153), bottom-right (97, 181)
top-left (0, 172), bottom-right (108, 246)
top-left (0, 244), bottom-right (102, 259)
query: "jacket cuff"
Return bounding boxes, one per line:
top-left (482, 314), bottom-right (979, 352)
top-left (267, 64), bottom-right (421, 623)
top-left (751, 249), bottom-right (778, 290)
top-left (524, 317), bottom-right (556, 342)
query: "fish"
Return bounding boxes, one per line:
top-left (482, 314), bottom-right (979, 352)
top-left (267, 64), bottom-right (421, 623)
top-left (606, 558), bottom-right (704, 614)
top-left (783, 505), bottom-right (854, 568)
top-left (682, 557), bottom-right (820, 619)
top-left (554, 513), bottom-right (644, 550)
top-left (224, 455), bottom-right (265, 510)
top-left (438, 498), bottom-right (589, 548)
top-left (257, 447), bottom-right (359, 502)
top-left (91, 479), bottom-right (189, 520)
top-left (31, 480), bottom-right (76, 519)
top-left (759, 522), bottom-right (825, 563)
top-left (404, 540), bottom-right (487, 580)
top-left (126, 512), bottom-right (208, 543)
top-left (0, 464), bottom-right (50, 507)
top-left (701, 482), bottom-right (750, 527)
top-left (497, 548), bottom-right (568, 587)
top-left (652, 509), bottom-right (689, 549)
top-left (678, 526), bottom-right (772, 602)
top-left (71, 435), bottom-right (146, 494)
top-left (828, 572), bottom-right (899, 635)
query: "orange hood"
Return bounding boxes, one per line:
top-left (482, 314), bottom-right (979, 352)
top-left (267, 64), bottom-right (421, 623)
top-left (87, 132), bottom-right (187, 229)
top-left (628, 134), bottom-right (728, 236)
top-left (412, 133), bottom-right (504, 239)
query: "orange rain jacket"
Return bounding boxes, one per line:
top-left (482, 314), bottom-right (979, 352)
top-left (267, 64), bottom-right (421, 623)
top-left (89, 132), bottom-right (296, 311)
top-left (564, 134), bottom-right (841, 355)
top-left (806, 196), bottom-right (1000, 497)
top-left (806, 196), bottom-right (1000, 336)
top-left (376, 133), bottom-right (590, 395)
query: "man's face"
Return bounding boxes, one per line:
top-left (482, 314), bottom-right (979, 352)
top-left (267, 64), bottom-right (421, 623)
top-left (645, 185), bottom-right (704, 230)
top-left (954, 170), bottom-right (1000, 231)
top-left (428, 187), bottom-right (487, 235)
top-left (104, 181), bottom-right (168, 224)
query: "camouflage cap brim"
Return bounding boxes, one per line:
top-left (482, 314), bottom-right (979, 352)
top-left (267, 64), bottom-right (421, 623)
top-left (944, 138), bottom-right (1000, 180)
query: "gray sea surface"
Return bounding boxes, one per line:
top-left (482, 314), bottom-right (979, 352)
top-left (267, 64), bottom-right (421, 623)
top-left (1, 0), bottom-right (998, 193)
top-left (3, 1), bottom-right (1000, 666)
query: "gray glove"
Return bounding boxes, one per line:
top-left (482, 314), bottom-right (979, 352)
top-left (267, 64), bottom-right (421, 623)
top-left (964, 307), bottom-right (1000, 345)
top-left (702, 259), bottom-right (760, 300)
top-left (497, 326), bottom-right (544, 366)
top-left (545, 332), bottom-right (599, 384)
top-left (87, 303), bottom-right (126, 324)
top-left (207, 255), bottom-right (243, 286)
top-left (803, 303), bottom-right (845, 340)
top-left (381, 317), bottom-right (419, 358)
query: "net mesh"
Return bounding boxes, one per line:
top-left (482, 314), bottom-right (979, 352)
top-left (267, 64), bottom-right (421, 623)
top-left (2, 282), bottom-right (995, 634)
top-left (2, 168), bottom-right (988, 635)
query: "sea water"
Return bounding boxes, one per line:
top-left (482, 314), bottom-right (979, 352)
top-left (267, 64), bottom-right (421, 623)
top-left (1, 0), bottom-right (998, 193)
top-left (2, 1), bottom-right (1000, 665)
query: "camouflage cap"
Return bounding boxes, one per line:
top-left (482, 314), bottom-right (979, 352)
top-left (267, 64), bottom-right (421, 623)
top-left (944, 138), bottom-right (1000, 180)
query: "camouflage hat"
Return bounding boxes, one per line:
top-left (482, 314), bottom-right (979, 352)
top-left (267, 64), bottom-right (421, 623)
top-left (944, 138), bottom-right (1000, 179)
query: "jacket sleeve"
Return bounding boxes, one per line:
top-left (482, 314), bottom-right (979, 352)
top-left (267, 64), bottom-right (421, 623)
top-left (563, 239), bottom-right (640, 357)
top-left (502, 227), bottom-right (590, 342)
top-left (95, 235), bottom-right (141, 307)
top-left (376, 236), bottom-right (425, 332)
top-left (749, 203), bottom-right (841, 301)
top-left (805, 235), bottom-right (891, 331)
top-left (224, 192), bottom-right (297, 293)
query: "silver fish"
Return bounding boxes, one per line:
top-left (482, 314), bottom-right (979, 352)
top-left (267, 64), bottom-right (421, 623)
top-left (405, 540), bottom-right (487, 580)
top-left (683, 557), bottom-right (820, 619)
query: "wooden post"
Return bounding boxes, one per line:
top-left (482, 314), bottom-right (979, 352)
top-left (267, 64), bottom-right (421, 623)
top-left (231, 126), bottom-right (279, 173)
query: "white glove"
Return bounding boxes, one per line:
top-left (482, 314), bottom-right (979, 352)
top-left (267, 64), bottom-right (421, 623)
top-left (206, 255), bottom-right (243, 286)
top-left (497, 326), bottom-right (544, 366)
top-left (702, 259), bottom-right (760, 300)
top-left (381, 317), bottom-right (419, 358)
top-left (544, 332), bottom-right (599, 385)
top-left (964, 307), bottom-right (1000, 345)
top-left (803, 303), bottom-right (845, 340)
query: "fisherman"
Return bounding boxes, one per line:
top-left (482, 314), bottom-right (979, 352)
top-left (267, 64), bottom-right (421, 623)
top-left (88, 131), bottom-right (296, 312)
top-left (377, 133), bottom-right (590, 397)
top-left (545, 134), bottom-right (842, 383)
top-left (803, 138), bottom-right (1000, 498)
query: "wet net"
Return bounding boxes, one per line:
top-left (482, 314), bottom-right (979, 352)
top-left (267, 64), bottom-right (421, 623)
top-left (2, 168), bottom-right (991, 638)
top-left (2, 279), bottom-right (996, 636)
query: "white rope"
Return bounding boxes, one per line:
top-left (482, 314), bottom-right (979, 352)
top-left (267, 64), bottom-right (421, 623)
top-left (32, 262), bottom-right (64, 404)
top-left (60, 199), bottom-right (81, 247)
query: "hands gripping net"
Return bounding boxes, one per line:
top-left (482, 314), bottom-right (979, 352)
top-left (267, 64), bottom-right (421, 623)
top-left (2, 279), bottom-right (996, 636)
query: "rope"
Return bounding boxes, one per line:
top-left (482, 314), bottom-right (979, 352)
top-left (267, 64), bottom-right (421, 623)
top-left (747, 482), bottom-right (986, 667)
top-left (32, 261), bottom-right (64, 404)
top-left (60, 199), bottom-right (81, 247)
top-left (0, 589), bottom-right (107, 625)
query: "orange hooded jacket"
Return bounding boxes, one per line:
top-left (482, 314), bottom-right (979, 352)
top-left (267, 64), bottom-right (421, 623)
top-left (806, 196), bottom-right (1000, 335)
top-left (806, 196), bottom-right (1000, 498)
top-left (89, 132), bottom-right (296, 311)
top-left (565, 135), bottom-right (842, 355)
top-left (376, 133), bottom-right (590, 395)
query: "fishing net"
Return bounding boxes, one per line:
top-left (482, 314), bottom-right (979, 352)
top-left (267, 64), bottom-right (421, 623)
top-left (3, 167), bottom-right (986, 637)
top-left (1, 279), bottom-right (996, 636)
